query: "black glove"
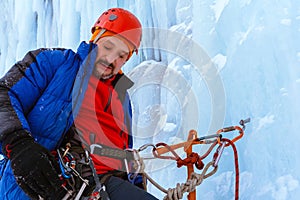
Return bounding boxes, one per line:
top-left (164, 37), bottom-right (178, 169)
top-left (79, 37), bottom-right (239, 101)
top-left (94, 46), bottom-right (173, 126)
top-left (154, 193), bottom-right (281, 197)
top-left (2, 130), bottom-right (66, 200)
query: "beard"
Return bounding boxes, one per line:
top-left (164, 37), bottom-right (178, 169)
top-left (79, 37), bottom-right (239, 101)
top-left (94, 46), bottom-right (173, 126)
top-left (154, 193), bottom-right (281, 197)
top-left (93, 59), bottom-right (115, 80)
top-left (92, 67), bottom-right (114, 80)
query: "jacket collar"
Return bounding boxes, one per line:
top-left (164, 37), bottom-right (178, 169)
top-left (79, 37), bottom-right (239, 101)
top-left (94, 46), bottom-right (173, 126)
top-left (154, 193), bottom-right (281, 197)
top-left (112, 73), bottom-right (134, 102)
top-left (77, 41), bottom-right (97, 61)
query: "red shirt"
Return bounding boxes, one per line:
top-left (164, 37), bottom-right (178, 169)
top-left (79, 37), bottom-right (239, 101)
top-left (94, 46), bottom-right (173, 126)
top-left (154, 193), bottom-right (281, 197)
top-left (75, 75), bottom-right (129, 174)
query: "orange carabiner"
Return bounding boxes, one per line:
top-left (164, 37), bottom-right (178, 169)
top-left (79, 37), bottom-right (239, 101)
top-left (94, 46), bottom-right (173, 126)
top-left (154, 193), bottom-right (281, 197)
top-left (216, 126), bottom-right (244, 146)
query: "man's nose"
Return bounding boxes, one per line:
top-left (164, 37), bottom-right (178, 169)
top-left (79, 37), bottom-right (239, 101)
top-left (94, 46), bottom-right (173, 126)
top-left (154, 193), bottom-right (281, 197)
top-left (105, 53), bottom-right (118, 65)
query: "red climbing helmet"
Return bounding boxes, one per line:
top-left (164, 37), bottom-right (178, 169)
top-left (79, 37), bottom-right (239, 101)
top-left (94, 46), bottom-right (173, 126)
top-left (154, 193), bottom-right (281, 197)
top-left (92, 8), bottom-right (142, 54)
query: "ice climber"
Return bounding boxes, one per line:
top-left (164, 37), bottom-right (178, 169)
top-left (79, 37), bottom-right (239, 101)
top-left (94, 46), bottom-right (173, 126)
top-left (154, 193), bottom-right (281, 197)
top-left (0, 7), bottom-right (158, 200)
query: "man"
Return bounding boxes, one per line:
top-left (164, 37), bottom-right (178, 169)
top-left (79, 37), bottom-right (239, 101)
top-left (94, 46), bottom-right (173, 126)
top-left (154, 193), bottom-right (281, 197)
top-left (0, 8), bottom-right (158, 200)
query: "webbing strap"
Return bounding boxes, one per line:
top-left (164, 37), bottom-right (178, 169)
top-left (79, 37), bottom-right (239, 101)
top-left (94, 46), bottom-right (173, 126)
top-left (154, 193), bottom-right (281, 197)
top-left (90, 144), bottom-right (134, 161)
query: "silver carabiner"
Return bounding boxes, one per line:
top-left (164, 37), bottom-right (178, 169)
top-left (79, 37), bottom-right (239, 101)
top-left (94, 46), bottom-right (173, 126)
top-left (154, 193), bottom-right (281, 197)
top-left (213, 142), bottom-right (226, 167)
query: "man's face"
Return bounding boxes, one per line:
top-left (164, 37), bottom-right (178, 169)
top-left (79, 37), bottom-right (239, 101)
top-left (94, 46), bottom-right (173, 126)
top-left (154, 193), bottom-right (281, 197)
top-left (93, 36), bottom-right (130, 80)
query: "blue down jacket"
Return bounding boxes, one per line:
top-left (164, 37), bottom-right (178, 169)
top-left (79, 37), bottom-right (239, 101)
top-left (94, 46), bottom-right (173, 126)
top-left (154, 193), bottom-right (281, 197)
top-left (0, 41), bottom-right (133, 199)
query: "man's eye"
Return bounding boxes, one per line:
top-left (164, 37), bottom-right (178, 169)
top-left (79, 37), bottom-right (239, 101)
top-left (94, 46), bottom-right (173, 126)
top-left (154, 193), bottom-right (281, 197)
top-left (103, 45), bottom-right (111, 50)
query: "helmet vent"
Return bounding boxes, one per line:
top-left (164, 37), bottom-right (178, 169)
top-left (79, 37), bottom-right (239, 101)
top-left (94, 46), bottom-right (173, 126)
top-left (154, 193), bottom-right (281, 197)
top-left (109, 14), bottom-right (118, 21)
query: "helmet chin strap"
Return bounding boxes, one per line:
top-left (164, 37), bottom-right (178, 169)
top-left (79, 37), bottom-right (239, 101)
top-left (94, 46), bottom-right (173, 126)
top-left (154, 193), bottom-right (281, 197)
top-left (93, 29), bottom-right (106, 43)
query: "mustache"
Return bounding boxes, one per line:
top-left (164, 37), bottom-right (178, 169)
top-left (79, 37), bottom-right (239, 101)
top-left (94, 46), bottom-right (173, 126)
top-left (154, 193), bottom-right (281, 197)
top-left (94, 59), bottom-right (114, 69)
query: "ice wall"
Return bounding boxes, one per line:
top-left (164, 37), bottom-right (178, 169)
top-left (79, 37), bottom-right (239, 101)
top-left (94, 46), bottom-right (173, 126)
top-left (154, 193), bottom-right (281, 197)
top-left (1, 0), bottom-right (300, 199)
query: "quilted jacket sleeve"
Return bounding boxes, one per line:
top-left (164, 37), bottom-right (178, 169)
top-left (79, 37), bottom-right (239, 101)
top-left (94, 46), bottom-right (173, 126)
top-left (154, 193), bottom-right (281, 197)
top-left (0, 48), bottom-right (67, 148)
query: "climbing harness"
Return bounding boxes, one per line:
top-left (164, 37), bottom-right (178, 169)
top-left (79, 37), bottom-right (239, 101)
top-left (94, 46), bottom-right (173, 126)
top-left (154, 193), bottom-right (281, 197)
top-left (56, 118), bottom-right (249, 200)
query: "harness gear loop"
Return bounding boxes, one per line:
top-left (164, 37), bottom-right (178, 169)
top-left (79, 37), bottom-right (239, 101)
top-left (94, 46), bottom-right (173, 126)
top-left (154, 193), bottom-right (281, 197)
top-left (85, 149), bottom-right (110, 200)
top-left (56, 145), bottom-right (91, 200)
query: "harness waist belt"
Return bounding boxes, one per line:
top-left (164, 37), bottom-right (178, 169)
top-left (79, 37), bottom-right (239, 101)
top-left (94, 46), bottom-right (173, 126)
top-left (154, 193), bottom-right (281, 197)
top-left (90, 144), bottom-right (134, 161)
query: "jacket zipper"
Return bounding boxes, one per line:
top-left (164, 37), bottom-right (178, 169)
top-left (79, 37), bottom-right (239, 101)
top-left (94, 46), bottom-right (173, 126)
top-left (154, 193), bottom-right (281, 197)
top-left (103, 87), bottom-right (112, 112)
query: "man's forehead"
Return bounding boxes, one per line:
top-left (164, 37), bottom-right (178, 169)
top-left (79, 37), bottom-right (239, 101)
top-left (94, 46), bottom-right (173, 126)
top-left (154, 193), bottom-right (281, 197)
top-left (101, 36), bottom-right (130, 53)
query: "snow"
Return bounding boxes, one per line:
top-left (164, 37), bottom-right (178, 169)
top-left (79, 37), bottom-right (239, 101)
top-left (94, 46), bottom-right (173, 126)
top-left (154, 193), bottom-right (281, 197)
top-left (1, 0), bottom-right (300, 199)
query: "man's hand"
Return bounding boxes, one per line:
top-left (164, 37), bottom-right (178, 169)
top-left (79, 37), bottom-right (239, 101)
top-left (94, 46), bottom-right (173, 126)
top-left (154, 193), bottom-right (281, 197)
top-left (2, 130), bottom-right (66, 199)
